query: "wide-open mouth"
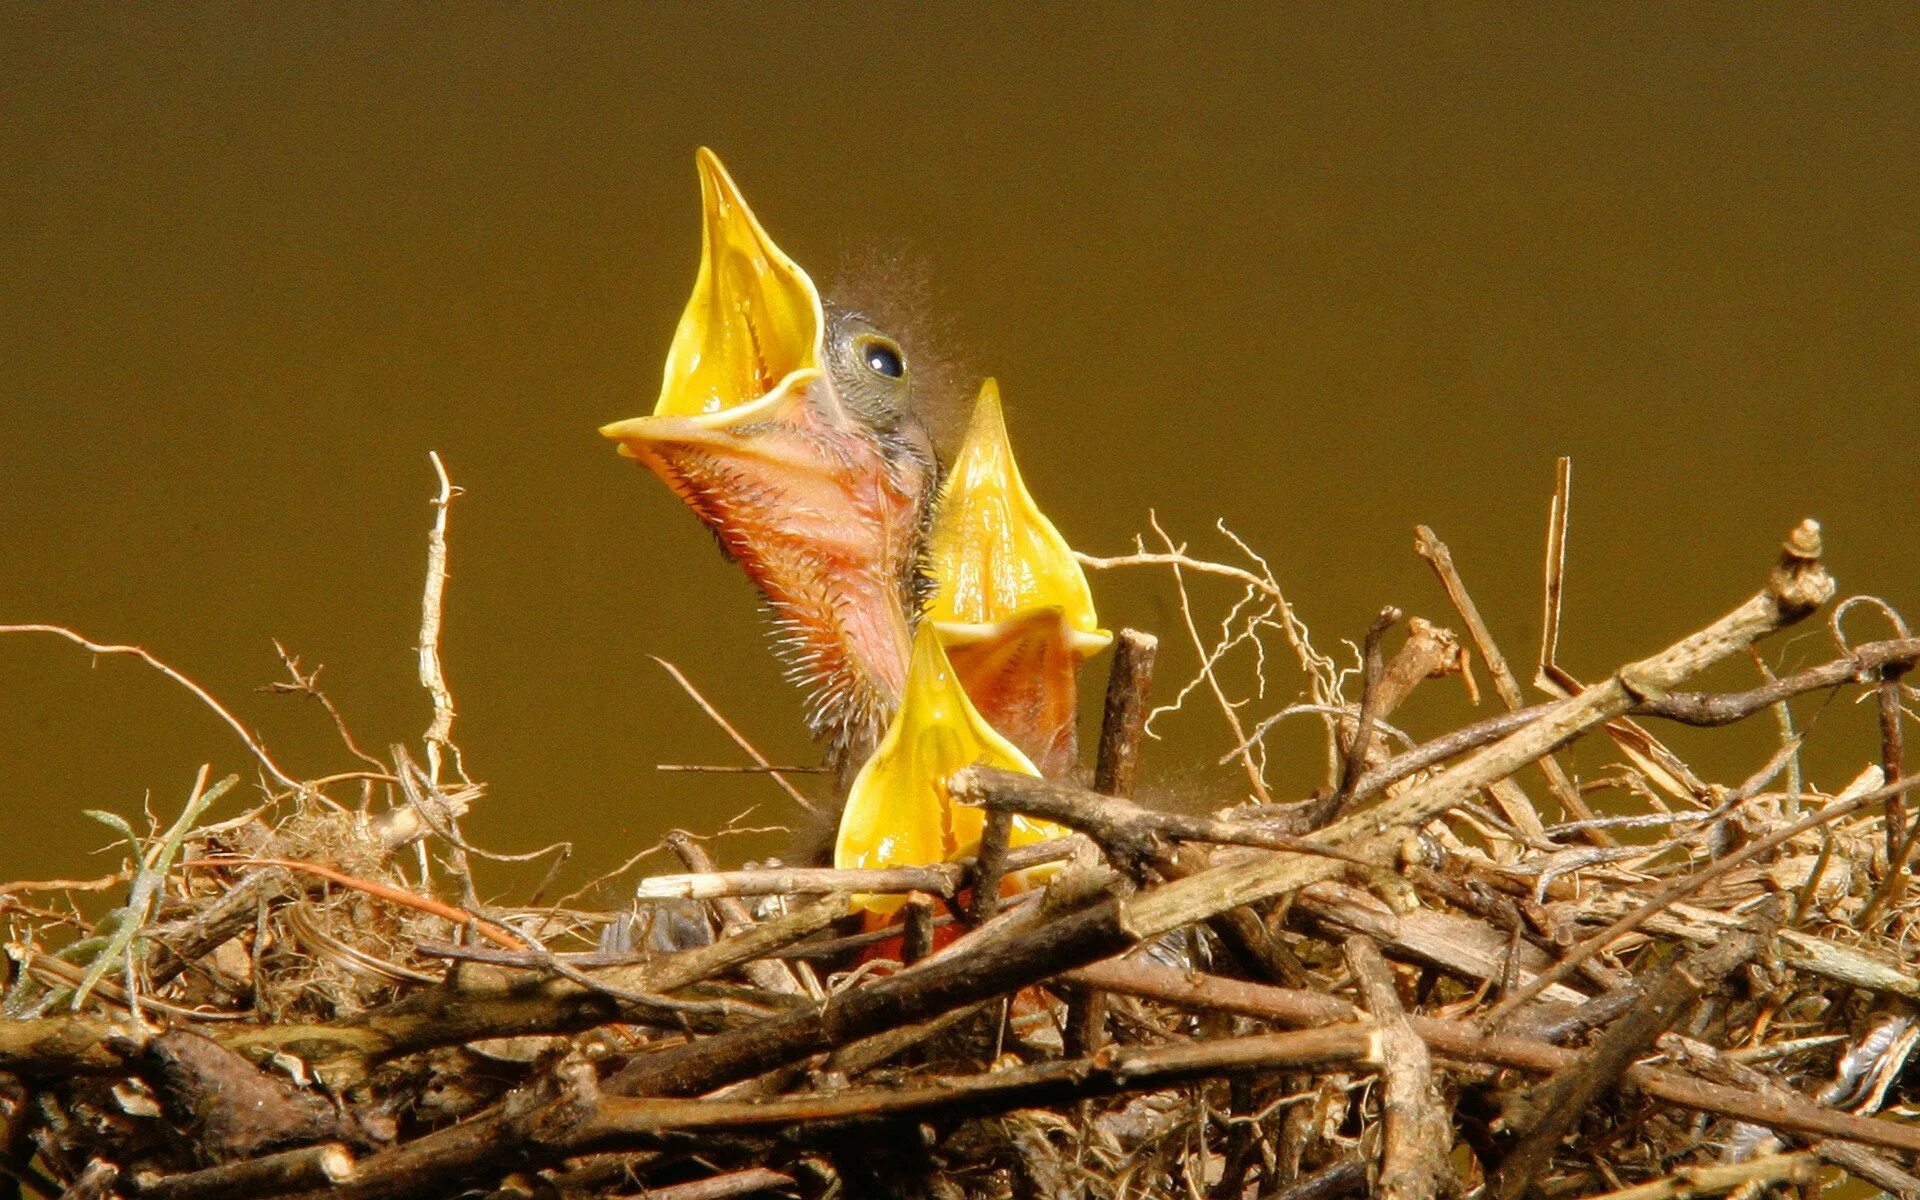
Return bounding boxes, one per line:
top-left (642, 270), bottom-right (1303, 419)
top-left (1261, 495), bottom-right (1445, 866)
top-left (645, 147), bottom-right (824, 420)
top-left (926, 379), bottom-right (1111, 651)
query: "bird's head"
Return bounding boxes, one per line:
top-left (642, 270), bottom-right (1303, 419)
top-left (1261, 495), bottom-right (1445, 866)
top-left (601, 150), bottom-right (941, 773)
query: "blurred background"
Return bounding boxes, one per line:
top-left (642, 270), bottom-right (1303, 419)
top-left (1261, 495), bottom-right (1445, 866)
top-left (3, 5), bottom-right (1915, 897)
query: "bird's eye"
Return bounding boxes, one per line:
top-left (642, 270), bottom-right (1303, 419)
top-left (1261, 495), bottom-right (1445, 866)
top-left (860, 337), bottom-right (905, 380)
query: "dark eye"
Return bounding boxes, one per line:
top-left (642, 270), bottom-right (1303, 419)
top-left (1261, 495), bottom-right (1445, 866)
top-left (860, 338), bottom-right (905, 379)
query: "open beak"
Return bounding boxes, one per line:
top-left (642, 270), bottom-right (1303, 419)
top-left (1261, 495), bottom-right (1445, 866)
top-left (835, 626), bottom-right (1065, 916)
top-left (600, 150), bottom-right (928, 770)
top-left (926, 380), bottom-right (1111, 775)
top-left (648, 146), bottom-right (821, 418)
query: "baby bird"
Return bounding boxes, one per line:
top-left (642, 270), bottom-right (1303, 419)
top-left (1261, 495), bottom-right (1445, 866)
top-left (601, 150), bottom-right (945, 782)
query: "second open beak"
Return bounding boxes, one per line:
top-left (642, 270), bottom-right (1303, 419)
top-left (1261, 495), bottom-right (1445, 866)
top-left (927, 380), bottom-right (1110, 775)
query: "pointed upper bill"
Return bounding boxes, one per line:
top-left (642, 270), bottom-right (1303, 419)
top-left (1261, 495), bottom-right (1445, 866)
top-left (651, 146), bottom-right (822, 418)
top-left (600, 150), bottom-right (925, 766)
top-left (835, 626), bottom-right (1066, 915)
top-left (926, 380), bottom-right (1110, 775)
top-left (927, 380), bottom-right (1109, 652)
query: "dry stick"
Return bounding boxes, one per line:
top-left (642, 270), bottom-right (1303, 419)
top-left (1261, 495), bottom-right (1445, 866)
top-left (1062, 631), bottom-right (1160, 1081)
top-left (666, 832), bottom-right (806, 998)
top-left (266, 642), bottom-right (389, 775)
top-left (587, 1026), bottom-right (1380, 1137)
top-left (1094, 629), bottom-right (1159, 798)
top-left (634, 839), bottom-right (1076, 901)
top-left (1264, 1155), bottom-right (1369, 1200)
top-left (1412, 525), bottom-right (1607, 842)
top-left (1126, 522), bottom-right (1833, 940)
top-left (1344, 936), bottom-right (1446, 1200)
top-left (1487, 923), bottom-right (1772, 1200)
top-left (607, 522), bottom-right (1835, 1101)
top-left (0, 625), bottom-right (302, 791)
top-left (1538, 456), bottom-right (1572, 679)
top-left (1581, 1153), bottom-right (1819, 1200)
top-left (901, 895), bottom-right (937, 965)
top-left (640, 1168), bottom-right (796, 1200)
top-left (1313, 607), bottom-right (1402, 829)
top-left (823, 1001), bottom-right (997, 1080)
top-left (211, 894), bottom-right (853, 1079)
top-left (1481, 771), bottom-right (1920, 1029)
top-left (1073, 630), bottom-right (1158, 1056)
top-left (1861, 660), bottom-right (1915, 927)
top-left (966, 810), bottom-right (1013, 924)
top-left (1649, 637), bottom-right (1920, 724)
top-left (1236, 634), bottom-right (1920, 832)
top-left (134, 1143), bottom-right (355, 1200)
top-left (270, 1029), bottom-right (1376, 1200)
top-left (1065, 958), bottom-right (1920, 1155)
top-left (1813, 1139), bottom-right (1920, 1199)
top-left (54, 1159), bottom-right (117, 1200)
top-left (417, 451), bottom-right (465, 787)
top-left (650, 657), bottom-right (823, 818)
top-left (0, 1018), bottom-right (133, 1077)
top-left (952, 769), bottom-right (1375, 875)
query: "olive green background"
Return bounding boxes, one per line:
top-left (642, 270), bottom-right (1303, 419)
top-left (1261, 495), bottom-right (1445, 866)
top-left (3, 5), bottom-right (1915, 896)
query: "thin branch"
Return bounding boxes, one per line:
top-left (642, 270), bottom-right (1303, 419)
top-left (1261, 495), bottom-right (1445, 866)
top-left (652, 657), bottom-right (823, 818)
top-left (0, 625), bottom-right (301, 790)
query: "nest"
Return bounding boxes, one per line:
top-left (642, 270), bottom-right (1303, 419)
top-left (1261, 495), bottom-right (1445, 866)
top-left (5, 462), bottom-right (1920, 1200)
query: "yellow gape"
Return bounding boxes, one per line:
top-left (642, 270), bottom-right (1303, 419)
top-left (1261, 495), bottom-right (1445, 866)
top-left (926, 380), bottom-right (1111, 776)
top-left (651, 147), bottom-right (823, 418)
top-left (835, 626), bottom-right (1066, 916)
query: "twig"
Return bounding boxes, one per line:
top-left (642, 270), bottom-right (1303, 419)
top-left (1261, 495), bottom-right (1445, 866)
top-left (966, 811), bottom-right (1012, 924)
top-left (901, 895), bottom-right (937, 965)
top-left (264, 641), bottom-right (388, 773)
top-left (417, 451), bottom-right (466, 787)
top-left (1093, 629), bottom-right (1158, 799)
top-left (1126, 520), bottom-right (1835, 943)
top-left (1080, 629), bottom-right (1157, 1061)
top-left (640, 1168), bottom-right (796, 1200)
top-left (633, 839), bottom-right (1076, 900)
top-left (134, 1143), bottom-right (356, 1200)
top-left (1068, 957), bottom-right (1920, 1154)
top-left (651, 657), bottom-right (823, 817)
top-left (1413, 524), bottom-right (1605, 839)
top-left (1538, 456), bottom-right (1571, 676)
top-left (0, 626), bottom-right (301, 791)
top-left (1316, 606), bottom-right (1401, 826)
top-left (950, 768), bottom-right (1375, 874)
top-left (1488, 922), bottom-right (1771, 1200)
top-left (1482, 772), bottom-right (1920, 1027)
top-left (54, 1159), bottom-right (117, 1200)
top-left (1576, 1153), bottom-right (1817, 1200)
top-left (1344, 935), bottom-right (1445, 1200)
top-left (665, 832), bottom-right (808, 998)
